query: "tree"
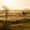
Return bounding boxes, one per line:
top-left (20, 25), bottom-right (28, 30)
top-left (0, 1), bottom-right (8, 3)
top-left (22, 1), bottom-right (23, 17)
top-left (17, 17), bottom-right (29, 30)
top-left (2, 5), bottom-right (9, 20)
top-left (22, 11), bottom-right (26, 16)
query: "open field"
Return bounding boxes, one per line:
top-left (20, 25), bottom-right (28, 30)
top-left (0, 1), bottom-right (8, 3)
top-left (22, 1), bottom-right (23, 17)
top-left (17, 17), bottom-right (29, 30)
top-left (0, 10), bottom-right (30, 20)
top-left (0, 10), bottom-right (30, 30)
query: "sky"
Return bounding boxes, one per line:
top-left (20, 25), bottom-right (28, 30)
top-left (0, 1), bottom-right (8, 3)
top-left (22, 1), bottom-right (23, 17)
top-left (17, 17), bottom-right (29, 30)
top-left (0, 0), bottom-right (30, 10)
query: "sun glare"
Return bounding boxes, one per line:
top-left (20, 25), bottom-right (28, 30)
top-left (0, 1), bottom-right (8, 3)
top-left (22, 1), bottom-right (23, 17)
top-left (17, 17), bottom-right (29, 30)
top-left (3, 0), bottom-right (14, 6)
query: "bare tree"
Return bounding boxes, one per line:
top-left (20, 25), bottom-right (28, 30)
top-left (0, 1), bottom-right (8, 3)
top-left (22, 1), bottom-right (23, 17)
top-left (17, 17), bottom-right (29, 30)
top-left (2, 5), bottom-right (9, 20)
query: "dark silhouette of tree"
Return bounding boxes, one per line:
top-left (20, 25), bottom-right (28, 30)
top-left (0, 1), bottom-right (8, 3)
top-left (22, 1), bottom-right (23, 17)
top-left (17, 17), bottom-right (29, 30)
top-left (2, 6), bottom-right (9, 20)
top-left (22, 11), bottom-right (25, 16)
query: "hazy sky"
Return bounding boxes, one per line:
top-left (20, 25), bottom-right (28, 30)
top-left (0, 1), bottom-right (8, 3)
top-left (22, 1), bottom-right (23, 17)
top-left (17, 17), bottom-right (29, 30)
top-left (0, 0), bottom-right (30, 10)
